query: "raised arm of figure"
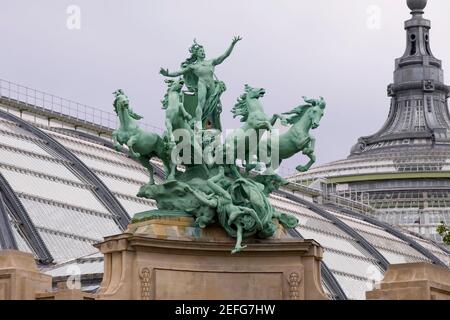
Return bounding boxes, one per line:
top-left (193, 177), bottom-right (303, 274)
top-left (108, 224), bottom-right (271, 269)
top-left (212, 36), bottom-right (242, 66)
top-left (160, 66), bottom-right (191, 77)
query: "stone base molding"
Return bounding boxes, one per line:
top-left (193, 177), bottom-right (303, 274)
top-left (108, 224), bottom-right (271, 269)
top-left (95, 217), bottom-right (328, 300)
top-left (0, 250), bottom-right (52, 300)
top-left (366, 262), bottom-right (450, 300)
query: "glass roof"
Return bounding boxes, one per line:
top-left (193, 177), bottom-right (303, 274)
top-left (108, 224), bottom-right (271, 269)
top-left (0, 104), bottom-right (448, 299)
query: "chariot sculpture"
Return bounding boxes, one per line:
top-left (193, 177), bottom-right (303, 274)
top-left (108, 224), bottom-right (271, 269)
top-left (113, 37), bottom-right (326, 253)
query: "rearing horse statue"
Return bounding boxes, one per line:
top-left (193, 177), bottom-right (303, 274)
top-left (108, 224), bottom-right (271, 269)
top-left (222, 85), bottom-right (279, 175)
top-left (112, 89), bottom-right (171, 185)
top-left (258, 96), bottom-right (325, 173)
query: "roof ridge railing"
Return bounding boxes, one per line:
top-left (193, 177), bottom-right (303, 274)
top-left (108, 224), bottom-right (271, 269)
top-left (0, 78), bottom-right (163, 133)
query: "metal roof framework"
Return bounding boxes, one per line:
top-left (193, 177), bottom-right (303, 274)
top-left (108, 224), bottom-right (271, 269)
top-left (328, 204), bottom-right (448, 267)
top-left (287, 228), bottom-right (348, 300)
top-left (276, 190), bottom-right (390, 270)
top-left (0, 190), bottom-right (18, 250)
top-left (0, 173), bottom-right (52, 263)
top-left (0, 109), bottom-right (131, 230)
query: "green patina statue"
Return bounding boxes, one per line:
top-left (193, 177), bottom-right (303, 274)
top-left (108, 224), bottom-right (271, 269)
top-left (258, 96), bottom-right (326, 173)
top-left (113, 38), bottom-right (326, 253)
top-left (160, 37), bottom-right (241, 131)
top-left (224, 84), bottom-right (280, 175)
top-left (112, 89), bottom-right (171, 185)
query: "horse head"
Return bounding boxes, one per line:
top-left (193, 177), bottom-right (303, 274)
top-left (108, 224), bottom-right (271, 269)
top-left (282, 97), bottom-right (325, 130)
top-left (113, 89), bottom-right (143, 129)
top-left (244, 84), bottom-right (266, 100)
top-left (162, 78), bottom-right (185, 110)
top-left (166, 78), bottom-right (185, 93)
top-left (232, 85), bottom-right (271, 130)
top-left (305, 97), bottom-right (325, 129)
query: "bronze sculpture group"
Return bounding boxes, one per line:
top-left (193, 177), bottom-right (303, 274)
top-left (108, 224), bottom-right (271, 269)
top-left (112, 37), bottom-right (326, 253)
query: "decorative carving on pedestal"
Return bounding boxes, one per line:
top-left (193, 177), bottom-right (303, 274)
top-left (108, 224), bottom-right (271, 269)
top-left (139, 267), bottom-right (153, 300)
top-left (288, 272), bottom-right (302, 300)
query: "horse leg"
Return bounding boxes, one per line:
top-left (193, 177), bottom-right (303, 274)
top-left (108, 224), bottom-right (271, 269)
top-left (304, 135), bottom-right (316, 155)
top-left (165, 120), bottom-right (174, 145)
top-left (138, 156), bottom-right (155, 185)
top-left (112, 132), bottom-right (121, 151)
top-left (127, 135), bottom-right (141, 158)
top-left (296, 136), bottom-right (316, 172)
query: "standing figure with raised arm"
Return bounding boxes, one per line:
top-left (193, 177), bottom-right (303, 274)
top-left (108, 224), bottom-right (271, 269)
top-left (160, 36), bottom-right (242, 131)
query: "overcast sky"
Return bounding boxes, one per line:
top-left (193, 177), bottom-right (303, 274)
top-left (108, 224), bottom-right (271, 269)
top-left (1, 0), bottom-right (450, 175)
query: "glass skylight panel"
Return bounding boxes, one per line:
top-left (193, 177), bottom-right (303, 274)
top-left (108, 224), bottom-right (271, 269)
top-left (39, 231), bottom-right (98, 263)
top-left (117, 197), bottom-right (156, 214)
top-left (406, 234), bottom-right (450, 265)
top-left (95, 173), bottom-right (144, 196)
top-left (301, 217), bottom-right (349, 238)
top-left (335, 214), bottom-right (408, 242)
top-left (333, 274), bottom-right (370, 300)
top-left (0, 148), bottom-right (81, 182)
top-left (357, 230), bottom-right (430, 261)
top-left (75, 153), bottom-right (149, 182)
top-left (377, 248), bottom-right (428, 264)
top-left (51, 134), bottom-right (132, 163)
top-left (323, 250), bottom-right (382, 280)
top-left (20, 198), bottom-right (120, 240)
top-left (0, 169), bottom-right (109, 213)
top-left (0, 133), bottom-right (49, 156)
top-left (297, 228), bottom-right (367, 257)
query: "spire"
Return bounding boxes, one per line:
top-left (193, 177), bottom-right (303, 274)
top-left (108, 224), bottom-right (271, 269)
top-left (350, 0), bottom-right (450, 156)
top-left (401, 0), bottom-right (434, 61)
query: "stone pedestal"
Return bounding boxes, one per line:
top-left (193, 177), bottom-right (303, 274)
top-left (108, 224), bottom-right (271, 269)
top-left (96, 217), bottom-right (328, 300)
top-left (0, 250), bottom-right (52, 300)
top-left (366, 263), bottom-right (450, 300)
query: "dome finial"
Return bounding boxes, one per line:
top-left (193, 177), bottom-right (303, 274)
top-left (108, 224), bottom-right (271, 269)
top-left (407, 0), bottom-right (428, 14)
